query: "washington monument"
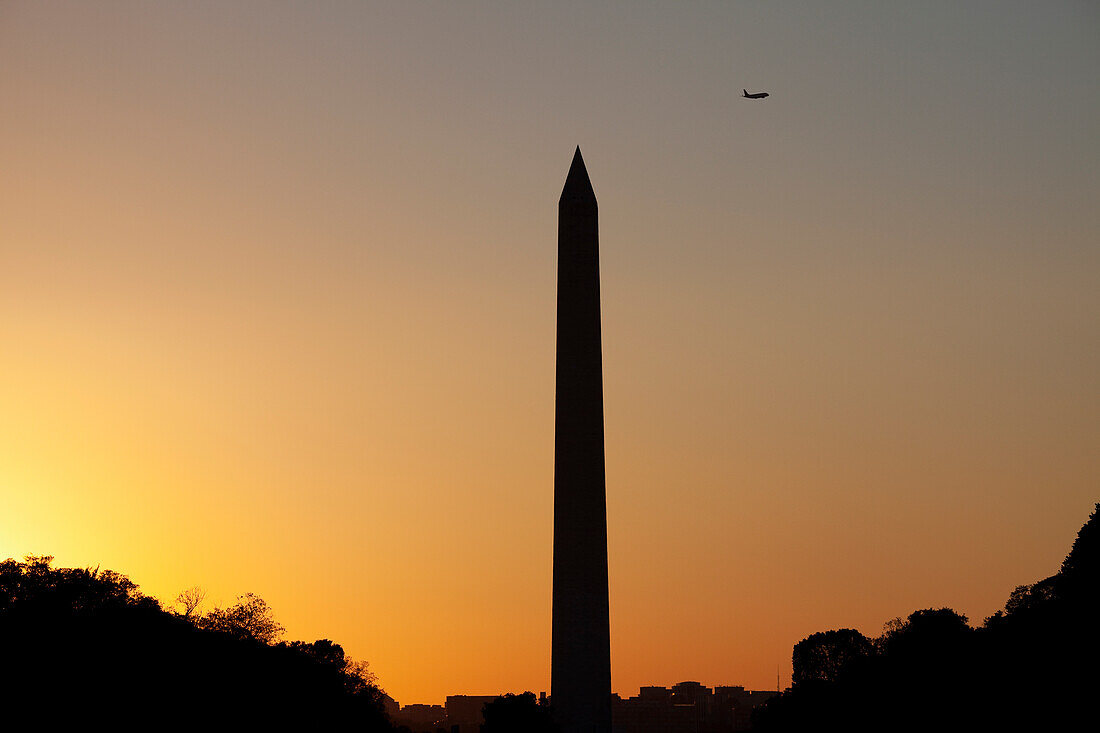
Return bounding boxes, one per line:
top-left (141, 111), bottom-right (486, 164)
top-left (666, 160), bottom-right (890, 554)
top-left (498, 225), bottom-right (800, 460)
top-left (552, 147), bottom-right (611, 733)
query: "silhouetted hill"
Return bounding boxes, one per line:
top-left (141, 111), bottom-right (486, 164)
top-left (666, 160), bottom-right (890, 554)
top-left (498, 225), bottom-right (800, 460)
top-left (0, 556), bottom-right (394, 729)
top-left (753, 503), bottom-right (1100, 732)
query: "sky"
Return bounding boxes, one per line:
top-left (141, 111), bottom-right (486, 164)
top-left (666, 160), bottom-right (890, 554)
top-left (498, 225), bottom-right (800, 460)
top-left (1, 0), bottom-right (1098, 706)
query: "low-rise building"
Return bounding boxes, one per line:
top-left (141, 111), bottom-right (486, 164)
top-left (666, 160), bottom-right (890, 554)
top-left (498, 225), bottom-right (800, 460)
top-left (392, 702), bottom-right (446, 732)
top-left (612, 682), bottom-right (778, 733)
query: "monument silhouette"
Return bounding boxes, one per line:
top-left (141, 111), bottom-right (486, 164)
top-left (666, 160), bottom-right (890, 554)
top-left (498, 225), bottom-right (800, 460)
top-left (551, 147), bottom-right (612, 733)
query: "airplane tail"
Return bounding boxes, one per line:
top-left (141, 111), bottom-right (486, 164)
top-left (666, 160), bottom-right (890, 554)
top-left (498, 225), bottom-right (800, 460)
top-left (742, 89), bottom-right (748, 97)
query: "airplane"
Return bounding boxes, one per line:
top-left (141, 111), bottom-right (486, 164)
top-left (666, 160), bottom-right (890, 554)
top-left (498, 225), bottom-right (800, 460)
top-left (742, 88), bottom-right (769, 99)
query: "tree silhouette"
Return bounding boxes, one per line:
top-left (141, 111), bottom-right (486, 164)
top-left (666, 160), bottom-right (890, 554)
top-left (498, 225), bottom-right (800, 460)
top-left (280, 638), bottom-right (380, 694)
top-left (1059, 502), bottom-right (1099, 594)
top-left (482, 692), bottom-right (558, 733)
top-left (791, 628), bottom-right (873, 684)
top-left (0, 555), bottom-right (395, 729)
top-left (175, 585), bottom-right (206, 618)
top-left (0, 554), bottom-right (157, 615)
top-left (877, 607), bottom-right (970, 655)
top-left (200, 591), bottom-right (285, 642)
top-left (754, 504), bottom-right (1100, 732)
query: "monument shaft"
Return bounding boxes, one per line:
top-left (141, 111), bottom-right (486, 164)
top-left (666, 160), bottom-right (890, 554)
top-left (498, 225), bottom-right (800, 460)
top-left (552, 148), bottom-right (611, 733)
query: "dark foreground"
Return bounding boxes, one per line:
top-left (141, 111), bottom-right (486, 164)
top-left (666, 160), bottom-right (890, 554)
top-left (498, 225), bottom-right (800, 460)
top-left (2, 504), bottom-right (1096, 732)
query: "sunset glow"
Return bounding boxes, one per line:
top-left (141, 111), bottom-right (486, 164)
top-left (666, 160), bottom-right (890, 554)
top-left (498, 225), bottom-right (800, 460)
top-left (1, 2), bottom-right (1097, 706)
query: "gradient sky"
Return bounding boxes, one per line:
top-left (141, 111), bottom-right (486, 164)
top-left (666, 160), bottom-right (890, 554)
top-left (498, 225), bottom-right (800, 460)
top-left (1, 1), bottom-right (1097, 705)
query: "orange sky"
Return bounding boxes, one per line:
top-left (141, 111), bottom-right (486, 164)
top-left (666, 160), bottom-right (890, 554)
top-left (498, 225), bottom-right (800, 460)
top-left (1, 2), bottom-right (1098, 705)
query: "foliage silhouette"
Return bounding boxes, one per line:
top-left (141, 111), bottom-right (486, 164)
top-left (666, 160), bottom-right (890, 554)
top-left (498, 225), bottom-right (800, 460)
top-left (174, 585), bottom-right (206, 618)
top-left (1058, 502), bottom-right (1099, 595)
top-left (0, 556), bottom-right (395, 729)
top-left (200, 591), bottom-right (285, 643)
top-left (482, 692), bottom-right (558, 733)
top-left (752, 503), bottom-right (1100, 732)
top-left (791, 628), bottom-right (873, 684)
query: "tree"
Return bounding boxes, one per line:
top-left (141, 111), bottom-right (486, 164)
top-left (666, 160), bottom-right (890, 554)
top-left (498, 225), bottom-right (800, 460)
top-left (175, 586), bottom-right (206, 618)
top-left (280, 638), bottom-right (380, 694)
top-left (1059, 502), bottom-right (1099, 596)
top-left (0, 554), bottom-right (157, 615)
top-left (999, 577), bottom-right (1058, 617)
top-left (791, 628), bottom-right (874, 685)
top-left (199, 592), bottom-right (285, 643)
top-left (985, 502), bottom-right (1099, 628)
top-left (879, 608), bottom-right (970, 650)
top-left (0, 556), bottom-right (396, 728)
top-left (284, 638), bottom-right (348, 668)
top-left (754, 505), bottom-right (1100, 733)
top-left (482, 692), bottom-right (557, 733)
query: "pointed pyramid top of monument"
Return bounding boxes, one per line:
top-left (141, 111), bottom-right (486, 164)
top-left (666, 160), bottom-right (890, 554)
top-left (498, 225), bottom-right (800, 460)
top-left (560, 146), bottom-right (596, 204)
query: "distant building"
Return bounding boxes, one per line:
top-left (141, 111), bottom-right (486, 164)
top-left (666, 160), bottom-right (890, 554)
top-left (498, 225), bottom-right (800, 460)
top-left (379, 693), bottom-right (399, 719)
top-left (712, 686), bottom-right (778, 731)
top-left (611, 682), bottom-right (778, 733)
top-left (445, 694), bottom-right (500, 733)
top-left (393, 682), bottom-right (777, 733)
top-left (392, 703), bottom-right (446, 732)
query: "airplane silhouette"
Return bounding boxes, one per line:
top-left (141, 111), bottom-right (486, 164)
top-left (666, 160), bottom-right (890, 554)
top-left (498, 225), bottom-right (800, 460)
top-left (742, 89), bottom-right (769, 99)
